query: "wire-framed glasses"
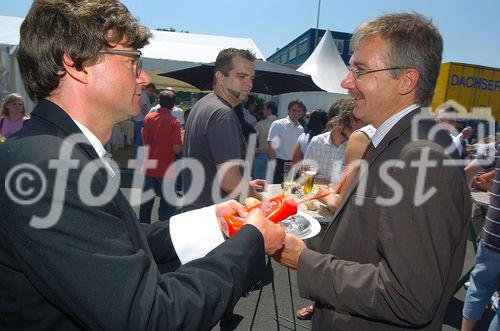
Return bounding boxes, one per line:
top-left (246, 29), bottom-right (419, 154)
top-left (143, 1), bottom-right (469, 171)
top-left (99, 49), bottom-right (143, 77)
top-left (347, 65), bottom-right (408, 79)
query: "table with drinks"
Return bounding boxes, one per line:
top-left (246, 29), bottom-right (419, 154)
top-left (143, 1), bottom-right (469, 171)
top-left (250, 163), bottom-right (338, 330)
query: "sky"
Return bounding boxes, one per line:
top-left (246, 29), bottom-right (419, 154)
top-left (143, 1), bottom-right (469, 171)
top-left (0, 0), bottom-right (499, 68)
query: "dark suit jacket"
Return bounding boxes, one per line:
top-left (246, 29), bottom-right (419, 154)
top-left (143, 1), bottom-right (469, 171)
top-left (297, 110), bottom-right (471, 330)
top-left (0, 100), bottom-right (266, 330)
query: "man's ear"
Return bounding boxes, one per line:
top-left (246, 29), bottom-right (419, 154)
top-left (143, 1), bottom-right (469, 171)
top-left (62, 53), bottom-right (88, 84)
top-left (214, 71), bottom-right (224, 86)
top-left (398, 68), bottom-right (419, 96)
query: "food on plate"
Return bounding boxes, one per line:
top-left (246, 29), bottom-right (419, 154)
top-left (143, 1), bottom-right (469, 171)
top-left (281, 214), bottom-right (311, 237)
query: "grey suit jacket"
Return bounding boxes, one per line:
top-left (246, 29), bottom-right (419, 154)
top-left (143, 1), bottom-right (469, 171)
top-left (0, 100), bottom-right (266, 330)
top-left (297, 110), bottom-right (471, 330)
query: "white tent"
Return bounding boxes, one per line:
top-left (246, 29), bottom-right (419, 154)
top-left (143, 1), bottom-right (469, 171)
top-left (274, 31), bottom-right (349, 117)
top-left (297, 30), bottom-right (349, 94)
top-left (0, 15), bottom-right (266, 107)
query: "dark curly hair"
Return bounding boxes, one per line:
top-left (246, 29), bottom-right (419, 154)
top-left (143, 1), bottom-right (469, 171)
top-left (305, 109), bottom-right (328, 142)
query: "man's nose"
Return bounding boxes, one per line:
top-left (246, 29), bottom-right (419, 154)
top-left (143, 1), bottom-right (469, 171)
top-left (245, 78), bottom-right (253, 89)
top-left (340, 71), bottom-right (355, 90)
top-left (137, 70), bottom-right (151, 85)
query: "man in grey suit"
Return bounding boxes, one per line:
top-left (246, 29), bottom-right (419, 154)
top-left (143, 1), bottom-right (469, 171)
top-left (273, 13), bottom-right (471, 330)
top-left (0, 1), bottom-right (285, 330)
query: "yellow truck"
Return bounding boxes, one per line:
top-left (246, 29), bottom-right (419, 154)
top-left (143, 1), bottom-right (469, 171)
top-left (431, 62), bottom-right (499, 123)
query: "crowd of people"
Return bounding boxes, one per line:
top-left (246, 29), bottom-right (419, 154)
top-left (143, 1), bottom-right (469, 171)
top-left (0, 0), bottom-right (498, 330)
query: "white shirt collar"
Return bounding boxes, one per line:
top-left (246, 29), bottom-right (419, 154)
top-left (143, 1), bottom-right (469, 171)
top-left (371, 104), bottom-right (419, 147)
top-left (71, 118), bottom-right (115, 176)
top-left (285, 115), bottom-right (300, 127)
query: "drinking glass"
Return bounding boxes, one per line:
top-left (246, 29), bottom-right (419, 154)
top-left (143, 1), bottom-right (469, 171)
top-left (281, 161), bottom-right (294, 195)
top-left (302, 164), bottom-right (317, 196)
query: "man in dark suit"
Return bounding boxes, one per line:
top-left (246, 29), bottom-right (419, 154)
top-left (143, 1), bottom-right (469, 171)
top-left (273, 13), bottom-right (471, 330)
top-left (0, 1), bottom-right (285, 330)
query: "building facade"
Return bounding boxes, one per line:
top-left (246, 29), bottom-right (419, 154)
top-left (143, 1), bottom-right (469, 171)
top-left (267, 28), bottom-right (352, 67)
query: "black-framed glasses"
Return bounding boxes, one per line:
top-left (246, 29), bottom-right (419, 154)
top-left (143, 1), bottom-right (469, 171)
top-left (347, 65), bottom-right (408, 80)
top-left (99, 49), bottom-right (143, 77)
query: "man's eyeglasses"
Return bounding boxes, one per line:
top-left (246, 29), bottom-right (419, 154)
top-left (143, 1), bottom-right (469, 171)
top-left (99, 49), bottom-right (143, 77)
top-left (347, 65), bottom-right (408, 80)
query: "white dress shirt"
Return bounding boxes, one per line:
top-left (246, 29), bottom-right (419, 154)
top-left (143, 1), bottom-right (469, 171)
top-left (371, 104), bottom-right (419, 147)
top-left (267, 116), bottom-right (304, 160)
top-left (304, 131), bottom-right (346, 181)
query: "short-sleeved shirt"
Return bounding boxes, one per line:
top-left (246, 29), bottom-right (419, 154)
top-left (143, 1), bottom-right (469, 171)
top-left (182, 93), bottom-right (245, 210)
top-left (481, 142), bottom-right (500, 251)
top-left (356, 125), bottom-right (376, 140)
top-left (303, 131), bottom-right (346, 181)
top-left (0, 116), bottom-right (29, 138)
top-left (142, 108), bottom-right (182, 179)
top-left (297, 132), bottom-right (310, 155)
top-left (243, 108), bottom-right (257, 127)
top-left (149, 104), bottom-right (185, 125)
top-left (267, 116), bottom-right (304, 160)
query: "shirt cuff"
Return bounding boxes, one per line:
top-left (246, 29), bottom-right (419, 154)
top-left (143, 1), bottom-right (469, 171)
top-left (170, 205), bottom-right (225, 264)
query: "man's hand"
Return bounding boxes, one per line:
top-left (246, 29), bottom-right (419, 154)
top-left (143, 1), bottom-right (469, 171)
top-left (249, 179), bottom-right (266, 201)
top-left (272, 234), bottom-right (306, 270)
top-left (472, 175), bottom-right (492, 192)
top-left (250, 179), bottom-right (266, 192)
top-left (459, 126), bottom-right (473, 140)
top-left (215, 200), bottom-right (248, 236)
top-left (316, 185), bottom-right (341, 212)
top-left (245, 208), bottom-right (285, 254)
top-left (215, 200), bottom-right (248, 220)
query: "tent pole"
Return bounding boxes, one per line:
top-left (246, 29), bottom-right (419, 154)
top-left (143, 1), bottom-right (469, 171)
top-left (314, 0), bottom-right (322, 48)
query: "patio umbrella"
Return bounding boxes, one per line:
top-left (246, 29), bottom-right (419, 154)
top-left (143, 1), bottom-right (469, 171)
top-left (159, 59), bottom-right (324, 95)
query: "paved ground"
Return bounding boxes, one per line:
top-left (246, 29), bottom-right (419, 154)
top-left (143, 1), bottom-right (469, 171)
top-left (122, 187), bottom-right (496, 330)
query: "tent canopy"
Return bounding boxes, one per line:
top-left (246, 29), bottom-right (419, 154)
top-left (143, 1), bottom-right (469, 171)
top-left (297, 30), bottom-right (348, 94)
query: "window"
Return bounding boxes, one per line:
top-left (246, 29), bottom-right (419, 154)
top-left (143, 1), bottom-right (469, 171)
top-left (280, 51), bottom-right (288, 63)
top-left (289, 45), bottom-right (297, 60)
top-left (334, 39), bottom-right (344, 54)
top-left (298, 38), bottom-right (308, 56)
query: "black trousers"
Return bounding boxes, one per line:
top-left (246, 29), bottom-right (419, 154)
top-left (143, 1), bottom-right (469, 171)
top-left (272, 158), bottom-right (291, 184)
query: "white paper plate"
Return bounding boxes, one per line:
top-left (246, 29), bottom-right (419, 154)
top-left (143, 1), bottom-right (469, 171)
top-left (287, 211), bottom-right (321, 240)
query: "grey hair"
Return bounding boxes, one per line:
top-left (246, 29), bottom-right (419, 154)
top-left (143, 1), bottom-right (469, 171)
top-left (350, 12), bottom-right (443, 106)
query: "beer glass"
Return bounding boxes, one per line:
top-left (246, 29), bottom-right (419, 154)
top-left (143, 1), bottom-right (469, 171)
top-left (302, 164), bottom-right (317, 196)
